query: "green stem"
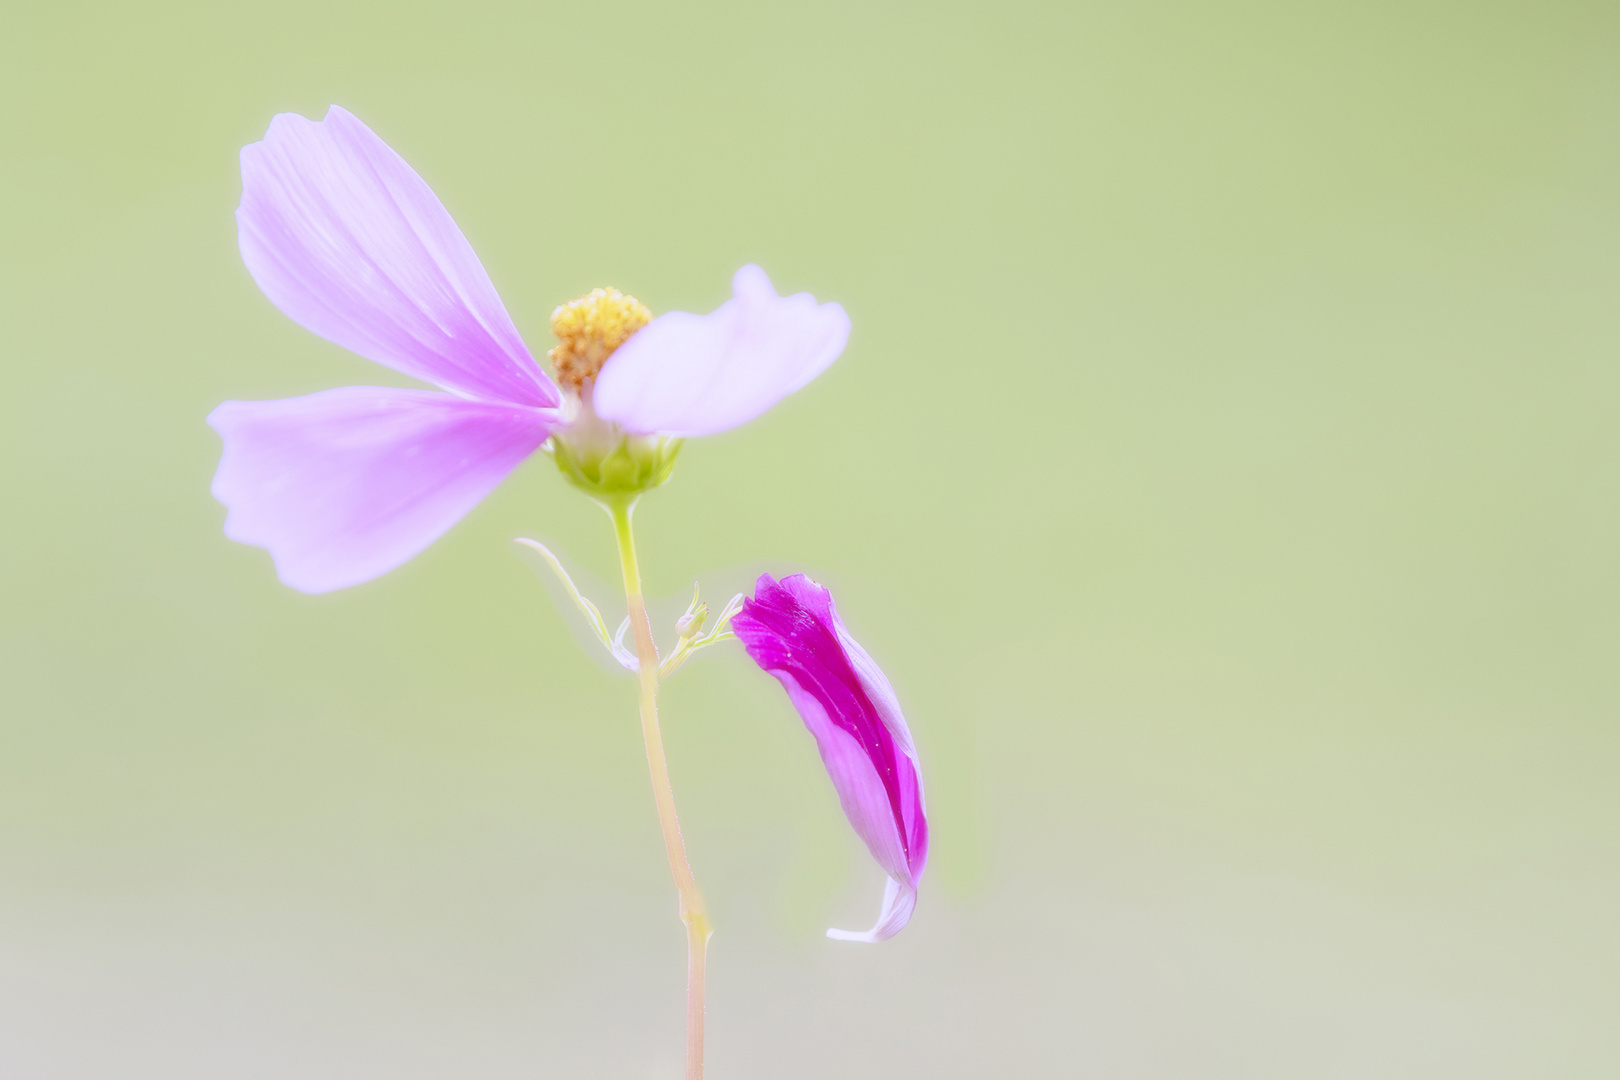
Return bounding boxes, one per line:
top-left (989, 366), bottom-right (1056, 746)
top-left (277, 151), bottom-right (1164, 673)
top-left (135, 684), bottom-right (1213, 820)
top-left (606, 495), bottom-right (711, 1080)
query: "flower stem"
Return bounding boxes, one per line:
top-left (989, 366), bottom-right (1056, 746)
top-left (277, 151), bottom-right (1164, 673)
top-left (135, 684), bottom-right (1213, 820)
top-left (606, 495), bottom-right (711, 1079)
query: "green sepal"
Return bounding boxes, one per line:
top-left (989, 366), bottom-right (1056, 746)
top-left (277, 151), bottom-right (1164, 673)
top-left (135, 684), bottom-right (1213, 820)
top-left (549, 434), bottom-right (682, 498)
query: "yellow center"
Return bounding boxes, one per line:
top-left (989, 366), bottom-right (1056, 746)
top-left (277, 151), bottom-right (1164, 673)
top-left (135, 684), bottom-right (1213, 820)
top-left (548, 287), bottom-right (651, 394)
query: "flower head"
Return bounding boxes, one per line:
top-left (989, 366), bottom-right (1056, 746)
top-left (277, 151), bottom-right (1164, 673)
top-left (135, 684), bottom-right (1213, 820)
top-left (210, 106), bottom-right (850, 592)
top-left (732, 574), bottom-right (928, 941)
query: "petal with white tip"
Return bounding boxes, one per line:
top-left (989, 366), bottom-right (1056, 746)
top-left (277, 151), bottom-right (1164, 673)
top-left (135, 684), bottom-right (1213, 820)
top-left (731, 573), bottom-right (927, 942)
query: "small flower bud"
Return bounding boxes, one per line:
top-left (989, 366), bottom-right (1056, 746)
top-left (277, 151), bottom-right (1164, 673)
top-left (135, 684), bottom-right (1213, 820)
top-left (677, 602), bottom-right (709, 640)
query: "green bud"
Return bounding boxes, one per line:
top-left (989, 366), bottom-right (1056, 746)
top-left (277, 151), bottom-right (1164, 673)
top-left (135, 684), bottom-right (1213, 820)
top-left (677, 602), bottom-right (708, 639)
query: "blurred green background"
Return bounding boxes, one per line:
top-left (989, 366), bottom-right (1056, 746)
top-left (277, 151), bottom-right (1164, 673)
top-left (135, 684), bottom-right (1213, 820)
top-left (3, 1), bottom-right (1618, 1075)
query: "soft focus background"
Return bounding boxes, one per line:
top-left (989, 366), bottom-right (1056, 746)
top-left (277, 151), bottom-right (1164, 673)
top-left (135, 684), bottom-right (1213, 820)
top-left (3, 1), bottom-right (1618, 1076)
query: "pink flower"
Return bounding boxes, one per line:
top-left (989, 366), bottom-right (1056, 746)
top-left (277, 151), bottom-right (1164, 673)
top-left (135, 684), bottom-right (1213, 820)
top-left (731, 574), bottom-right (928, 941)
top-left (210, 106), bottom-right (849, 593)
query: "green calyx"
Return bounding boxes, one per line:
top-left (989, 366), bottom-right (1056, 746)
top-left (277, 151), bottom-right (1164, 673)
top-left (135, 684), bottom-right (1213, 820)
top-left (548, 433), bottom-right (682, 497)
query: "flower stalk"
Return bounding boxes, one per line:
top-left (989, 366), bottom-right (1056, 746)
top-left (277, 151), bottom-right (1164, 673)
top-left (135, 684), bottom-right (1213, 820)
top-left (605, 495), bottom-right (711, 1079)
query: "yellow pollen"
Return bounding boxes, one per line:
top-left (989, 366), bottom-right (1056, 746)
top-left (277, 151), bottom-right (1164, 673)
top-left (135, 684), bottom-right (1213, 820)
top-left (548, 287), bottom-right (651, 394)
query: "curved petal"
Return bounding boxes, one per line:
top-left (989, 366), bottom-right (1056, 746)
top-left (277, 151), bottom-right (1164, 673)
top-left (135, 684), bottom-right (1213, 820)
top-left (592, 265), bottom-right (850, 437)
top-left (237, 106), bottom-right (558, 408)
top-left (208, 387), bottom-right (554, 593)
top-left (826, 875), bottom-right (916, 944)
top-left (732, 573), bottom-right (927, 942)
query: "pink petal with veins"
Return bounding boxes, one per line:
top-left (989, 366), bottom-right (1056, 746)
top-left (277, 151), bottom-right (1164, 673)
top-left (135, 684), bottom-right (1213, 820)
top-left (237, 106), bottom-right (557, 408)
top-left (593, 265), bottom-right (849, 437)
top-left (208, 386), bottom-right (553, 594)
top-left (732, 574), bottom-right (927, 942)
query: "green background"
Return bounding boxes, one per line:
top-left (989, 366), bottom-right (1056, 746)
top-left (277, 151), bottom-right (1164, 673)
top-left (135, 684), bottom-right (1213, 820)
top-left (3, 1), bottom-right (1618, 1075)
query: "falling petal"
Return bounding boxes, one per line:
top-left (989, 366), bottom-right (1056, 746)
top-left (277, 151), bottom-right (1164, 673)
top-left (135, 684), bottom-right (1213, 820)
top-left (732, 573), bottom-right (927, 941)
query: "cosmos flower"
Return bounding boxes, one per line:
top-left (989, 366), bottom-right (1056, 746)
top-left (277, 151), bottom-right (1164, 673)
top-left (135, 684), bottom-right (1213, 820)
top-left (209, 105), bottom-right (849, 593)
top-left (732, 573), bottom-right (928, 941)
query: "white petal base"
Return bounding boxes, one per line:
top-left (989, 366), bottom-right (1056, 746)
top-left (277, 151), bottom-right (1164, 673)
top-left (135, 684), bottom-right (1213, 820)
top-left (827, 875), bottom-right (917, 944)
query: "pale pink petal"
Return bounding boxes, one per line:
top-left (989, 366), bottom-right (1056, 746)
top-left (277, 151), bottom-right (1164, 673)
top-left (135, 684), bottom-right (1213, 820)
top-left (208, 387), bottom-right (554, 594)
top-left (592, 265), bottom-right (849, 437)
top-left (237, 106), bottom-right (558, 408)
top-left (826, 876), bottom-right (917, 944)
top-left (732, 574), bottom-right (927, 942)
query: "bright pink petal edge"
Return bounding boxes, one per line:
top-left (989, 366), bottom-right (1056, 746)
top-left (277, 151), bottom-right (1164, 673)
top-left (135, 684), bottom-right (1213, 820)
top-left (731, 573), bottom-right (927, 942)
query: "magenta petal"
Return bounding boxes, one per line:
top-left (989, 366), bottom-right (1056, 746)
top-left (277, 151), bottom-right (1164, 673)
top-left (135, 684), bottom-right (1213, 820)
top-left (238, 106), bottom-right (558, 409)
top-left (208, 387), bottom-right (554, 594)
top-left (592, 265), bottom-right (850, 437)
top-left (732, 574), bottom-right (927, 942)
